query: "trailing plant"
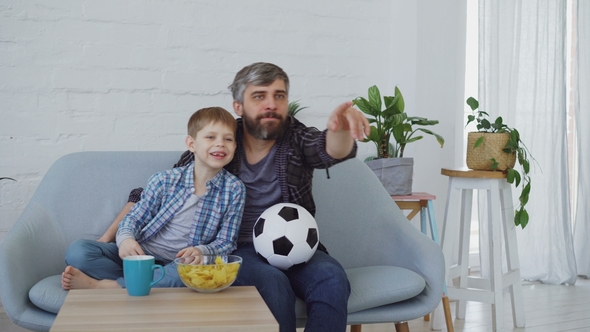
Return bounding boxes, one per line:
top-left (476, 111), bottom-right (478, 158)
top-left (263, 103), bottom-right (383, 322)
top-left (466, 97), bottom-right (534, 229)
top-left (353, 85), bottom-right (444, 160)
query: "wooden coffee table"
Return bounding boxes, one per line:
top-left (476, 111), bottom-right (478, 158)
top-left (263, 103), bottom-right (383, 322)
top-left (50, 286), bottom-right (278, 331)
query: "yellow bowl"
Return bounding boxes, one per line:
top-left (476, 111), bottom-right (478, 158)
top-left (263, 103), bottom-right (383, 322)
top-left (174, 255), bottom-right (242, 293)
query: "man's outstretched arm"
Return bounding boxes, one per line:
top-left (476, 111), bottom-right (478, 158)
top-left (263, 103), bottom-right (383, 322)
top-left (325, 101), bottom-right (370, 159)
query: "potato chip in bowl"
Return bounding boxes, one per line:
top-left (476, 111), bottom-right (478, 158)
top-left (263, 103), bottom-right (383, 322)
top-left (175, 255), bottom-right (241, 293)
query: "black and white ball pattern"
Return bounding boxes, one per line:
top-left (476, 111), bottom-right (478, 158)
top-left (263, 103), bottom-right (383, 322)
top-left (252, 203), bottom-right (319, 270)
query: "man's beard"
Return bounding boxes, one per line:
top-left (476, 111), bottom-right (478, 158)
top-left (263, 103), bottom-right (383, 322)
top-left (242, 111), bottom-right (286, 140)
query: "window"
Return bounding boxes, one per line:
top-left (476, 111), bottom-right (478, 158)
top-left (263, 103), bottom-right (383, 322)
top-left (463, 0), bottom-right (579, 272)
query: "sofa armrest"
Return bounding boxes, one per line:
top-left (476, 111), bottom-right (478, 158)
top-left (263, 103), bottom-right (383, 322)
top-left (0, 203), bottom-right (67, 330)
top-left (332, 198), bottom-right (445, 312)
top-left (383, 213), bottom-right (446, 309)
top-left (312, 158), bottom-right (446, 315)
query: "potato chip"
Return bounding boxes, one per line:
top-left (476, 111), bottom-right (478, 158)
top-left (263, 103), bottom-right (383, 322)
top-left (177, 255), bottom-right (240, 292)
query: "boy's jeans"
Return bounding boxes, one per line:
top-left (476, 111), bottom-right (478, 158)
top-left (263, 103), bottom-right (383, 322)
top-left (65, 239), bottom-right (183, 288)
top-left (232, 243), bottom-right (350, 332)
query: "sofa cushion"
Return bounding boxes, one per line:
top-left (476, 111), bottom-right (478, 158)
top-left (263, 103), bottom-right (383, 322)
top-left (345, 266), bottom-right (426, 313)
top-left (29, 275), bottom-right (67, 314)
top-left (28, 267), bottom-right (425, 317)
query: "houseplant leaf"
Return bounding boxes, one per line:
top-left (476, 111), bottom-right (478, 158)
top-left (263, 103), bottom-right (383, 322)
top-left (515, 209), bottom-right (529, 228)
top-left (413, 128), bottom-right (445, 147)
top-left (368, 86), bottom-right (382, 114)
top-left (288, 100), bottom-right (309, 117)
top-left (474, 136), bottom-right (485, 148)
top-left (466, 97), bottom-right (479, 111)
top-left (354, 97), bottom-right (378, 117)
top-left (393, 86), bottom-right (405, 112)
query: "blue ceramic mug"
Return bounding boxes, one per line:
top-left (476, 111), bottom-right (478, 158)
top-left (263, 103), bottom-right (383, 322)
top-left (123, 255), bottom-right (165, 296)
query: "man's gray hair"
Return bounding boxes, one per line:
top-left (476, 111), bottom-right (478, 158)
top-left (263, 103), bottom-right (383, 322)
top-left (229, 62), bottom-right (290, 103)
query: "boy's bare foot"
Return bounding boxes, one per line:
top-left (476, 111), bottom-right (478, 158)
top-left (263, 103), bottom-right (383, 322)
top-left (61, 266), bottom-right (120, 290)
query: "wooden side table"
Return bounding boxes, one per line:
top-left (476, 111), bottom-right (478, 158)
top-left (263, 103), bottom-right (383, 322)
top-left (440, 168), bottom-right (525, 331)
top-left (392, 192), bottom-right (439, 243)
top-left (392, 192), bottom-right (454, 332)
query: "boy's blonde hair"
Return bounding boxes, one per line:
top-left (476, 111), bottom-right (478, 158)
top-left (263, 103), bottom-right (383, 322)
top-left (187, 107), bottom-right (237, 138)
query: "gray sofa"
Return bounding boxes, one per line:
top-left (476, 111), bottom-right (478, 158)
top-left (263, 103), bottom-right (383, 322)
top-left (0, 151), bottom-right (445, 331)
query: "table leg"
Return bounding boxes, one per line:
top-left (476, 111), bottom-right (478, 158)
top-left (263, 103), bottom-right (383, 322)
top-left (427, 200), bottom-right (440, 244)
top-left (501, 186), bottom-right (526, 328)
top-left (456, 187), bottom-right (472, 319)
top-left (420, 205), bottom-right (428, 237)
top-left (488, 182), bottom-right (504, 331)
top-left (350, 324), bottom-right (362, 332)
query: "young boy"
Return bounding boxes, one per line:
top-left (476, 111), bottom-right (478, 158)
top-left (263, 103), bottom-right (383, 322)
top-left (61, 106), bottom-right (245, 290)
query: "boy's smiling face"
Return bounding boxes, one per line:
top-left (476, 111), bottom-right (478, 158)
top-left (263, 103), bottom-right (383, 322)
top-left (188, 121), bottom-right (236, 172)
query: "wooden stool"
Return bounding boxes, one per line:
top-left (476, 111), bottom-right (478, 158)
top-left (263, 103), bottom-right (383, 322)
top-left (440, 168), bottom-right (525, 331)
top-left (392, 192), bottom-right (454, 332)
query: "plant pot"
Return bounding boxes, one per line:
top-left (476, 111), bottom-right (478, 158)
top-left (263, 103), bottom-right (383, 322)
top-left (366, 158), bottom-right (413, 195)
top-left (466, 132), bottom-right (516, 171)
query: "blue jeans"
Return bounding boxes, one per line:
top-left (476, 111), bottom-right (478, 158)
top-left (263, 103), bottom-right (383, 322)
top-left (64, 239), bottom-right (184, 288)
top-left (232, 243), bottom-right (350, 332)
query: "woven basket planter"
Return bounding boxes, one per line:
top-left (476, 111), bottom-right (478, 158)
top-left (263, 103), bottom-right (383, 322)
top-left (466, 132), bottom-right (516, 171)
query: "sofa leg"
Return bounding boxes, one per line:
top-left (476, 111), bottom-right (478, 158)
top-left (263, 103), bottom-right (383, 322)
top-left (350, 324), bottom-right (362, 332)
top-left (442, 295), bottom-right (454, 332)
top-left (394, 321), bottom-right (410, 332)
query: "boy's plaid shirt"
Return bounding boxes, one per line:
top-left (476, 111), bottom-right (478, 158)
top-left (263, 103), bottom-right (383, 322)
top-left (117, 162), bottom-right (245, 255)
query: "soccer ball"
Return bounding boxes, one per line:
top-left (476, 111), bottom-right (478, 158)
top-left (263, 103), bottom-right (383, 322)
top-left (253, 203), bottom-right (319, 270)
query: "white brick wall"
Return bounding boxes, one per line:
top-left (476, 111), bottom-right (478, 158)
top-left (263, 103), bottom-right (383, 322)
top-left (0, 0), bottom-right (467, 246)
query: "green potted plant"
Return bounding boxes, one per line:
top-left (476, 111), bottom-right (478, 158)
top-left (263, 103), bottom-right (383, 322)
top-left (288, 100), bottom-right (308, 118)
top-left (353, 85), bottom-right (445, 195)
top-left (465, 97), bottom-right (533, 228)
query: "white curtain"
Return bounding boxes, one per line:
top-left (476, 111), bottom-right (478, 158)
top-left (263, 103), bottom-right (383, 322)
top-left (479, 0), bottom-right (577, 285)
top-left (573, 1), bottom-right (590, 278)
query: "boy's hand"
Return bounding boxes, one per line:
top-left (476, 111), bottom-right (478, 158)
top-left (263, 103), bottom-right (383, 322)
top-left (119, 239), bottom-right (145, 258)
top-left (177, 247), bottom-right (203, 258)
top-left (176, 247), bottom-right (204, 264)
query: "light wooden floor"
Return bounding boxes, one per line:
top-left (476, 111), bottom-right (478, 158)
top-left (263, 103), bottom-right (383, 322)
top-left (2, 277), bottom-right (590, 331)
